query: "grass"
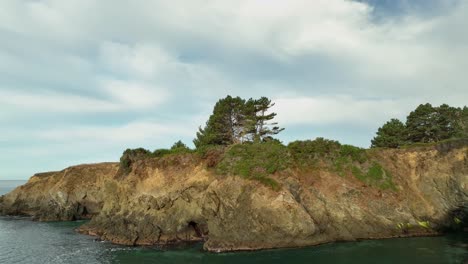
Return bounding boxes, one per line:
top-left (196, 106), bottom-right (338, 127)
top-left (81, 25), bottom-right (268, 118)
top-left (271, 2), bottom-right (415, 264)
top-left (351, 163), bottom-right (397, 191)
top-left (214, 138), bottom-right (397, 191)
top-left (119, 137), bottom-right (402, 191)
top-left (119, 145), bottom-right (194, 175)
top-left (216, 141), bottom-right (288, 190)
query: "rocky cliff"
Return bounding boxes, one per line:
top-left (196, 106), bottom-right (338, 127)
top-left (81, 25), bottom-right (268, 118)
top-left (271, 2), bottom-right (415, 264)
top-left (1, 140), bottom-right (467, 252)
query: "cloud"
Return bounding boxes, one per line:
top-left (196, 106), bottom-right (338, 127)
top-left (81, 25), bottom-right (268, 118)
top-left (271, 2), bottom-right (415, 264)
top-left (0, 89), bottom-right (117, 113)
top-left (0, 0), bottom-right (467, 179)
top-left (0, 79), bottom-right (168, 113)
top-left (100, 79), bottom-right (169, 108)
top-left (36, 120), bottom-right (194, 144)
top-left (274, 96), bottom-right (411, 127)
top-left (99, 42), bottom-right (174, 79)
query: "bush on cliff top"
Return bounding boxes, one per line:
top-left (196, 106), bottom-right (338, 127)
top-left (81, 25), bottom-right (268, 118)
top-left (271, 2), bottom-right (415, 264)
top-left (213, 138), bottom-right (389, 191)
top-left (119, 140), bottom-right (194, 174)
top-left (119, 137), bottom-right (397, 191)
top-left (119, 148), bottom-right (152, 174)
top-left (216, 141), bottom-right (287, 190)
top-left (287, 138), bottom-right (366, 168)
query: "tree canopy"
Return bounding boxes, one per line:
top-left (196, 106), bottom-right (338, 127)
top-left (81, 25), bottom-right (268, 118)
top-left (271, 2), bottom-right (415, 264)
top-left (371, 119), bottom-right (408, 148)
top-left (194, 95), bottom-right (284, 148)
top-left (372, 103), bottom-right (467, 148)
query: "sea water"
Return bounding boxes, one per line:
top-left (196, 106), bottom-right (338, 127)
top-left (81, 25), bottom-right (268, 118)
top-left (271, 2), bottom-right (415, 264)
top-left (0, 181), bottom-right (466, 264)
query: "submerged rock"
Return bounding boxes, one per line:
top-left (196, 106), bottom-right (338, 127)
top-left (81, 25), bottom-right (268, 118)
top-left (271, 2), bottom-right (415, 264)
top-left (1, 142), bottom-right (467, 252)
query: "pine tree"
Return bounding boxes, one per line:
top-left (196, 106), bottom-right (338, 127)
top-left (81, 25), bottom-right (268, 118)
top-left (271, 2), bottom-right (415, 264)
top-left (194, 96), bottom-right (284, 148)
top-left (194, 96), bottom-right (247, 148)
top-left (371, 119), bottom-right (408, 148)
top-left (406, 103), bottom-right (462, 143)
top-left (244, 97), bottom-right (284, 142)
top-left (406, 103), bottom-right (439, 143)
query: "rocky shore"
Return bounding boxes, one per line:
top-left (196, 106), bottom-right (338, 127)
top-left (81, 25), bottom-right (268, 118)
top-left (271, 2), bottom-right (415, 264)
top-left (1, 141), bottom-right (467, 252)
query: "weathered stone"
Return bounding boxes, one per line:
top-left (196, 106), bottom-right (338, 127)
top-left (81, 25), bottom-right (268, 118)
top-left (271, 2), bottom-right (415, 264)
top-left (1, 143), bottom-right (466, 252)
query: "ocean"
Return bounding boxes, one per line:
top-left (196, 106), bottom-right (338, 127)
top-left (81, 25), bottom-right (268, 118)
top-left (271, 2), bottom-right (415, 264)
top-left (0, 180), bottom-right (466, 264)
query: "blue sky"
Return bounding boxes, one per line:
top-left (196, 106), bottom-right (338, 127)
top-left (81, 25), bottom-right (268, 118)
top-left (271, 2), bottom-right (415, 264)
top-left (1, 0), bottom-right (467, 180)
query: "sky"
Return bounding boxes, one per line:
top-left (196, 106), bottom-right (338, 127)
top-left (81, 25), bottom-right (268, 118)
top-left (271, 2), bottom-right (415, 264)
top-left (1, 0), bottom-right (467, 180)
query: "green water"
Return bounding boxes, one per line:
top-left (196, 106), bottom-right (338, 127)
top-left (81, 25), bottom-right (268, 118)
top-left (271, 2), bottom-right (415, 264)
top-left (1, 181), bottom-right (467, 263)
top-left (0, 218), bottom-right (466, 264)
top-left (113, 235), bottom-right (468, 264)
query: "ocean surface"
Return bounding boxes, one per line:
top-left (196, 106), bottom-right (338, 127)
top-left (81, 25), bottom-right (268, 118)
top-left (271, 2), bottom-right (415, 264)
top-left (1, 180), bottom-right (467, 264)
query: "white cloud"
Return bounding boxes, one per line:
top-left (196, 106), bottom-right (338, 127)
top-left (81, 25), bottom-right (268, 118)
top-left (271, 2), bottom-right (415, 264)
top-left (1, 0), bottom-right (467, 98)
top-left (36, 120), bottom-right (194, 144)
top-left (99, 42), bottom-right (174, 78)
top-left (0, 79), bottom-right (168, 113)
top-left (0, 89), bottom-right (118, 113)
top-left (100, 79), bottom-right (168, 108)
top-left (0, 0), bottom-right (467, 179)
top-left (274, 96), bottom-right (412, 127)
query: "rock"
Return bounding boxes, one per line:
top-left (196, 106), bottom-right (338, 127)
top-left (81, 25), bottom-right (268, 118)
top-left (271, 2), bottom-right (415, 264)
top-left (0, 163), bottom-right (118, 221)
top-left (1, 142), bottom-right (467, 252)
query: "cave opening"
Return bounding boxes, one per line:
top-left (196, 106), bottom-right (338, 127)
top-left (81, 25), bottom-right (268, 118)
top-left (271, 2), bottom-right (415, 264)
top-left (188, 221), bottom-right (202, 237)
top-left (82, 206), bottom-right (88, 216)
top-left (74, 204), bottom-right (89, 221)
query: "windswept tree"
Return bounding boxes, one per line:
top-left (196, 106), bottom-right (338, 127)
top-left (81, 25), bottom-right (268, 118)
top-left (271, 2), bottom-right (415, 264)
top-left (406, 103), bottom-right (462, 143)
top-left (194, 96), bottom-right (247, 148)
top-left (371, 119), bottom-right (408, 148)
top-left (194, 95), bottom-right (284, 148)
top-left (244, 97), bottom-right (284, 142)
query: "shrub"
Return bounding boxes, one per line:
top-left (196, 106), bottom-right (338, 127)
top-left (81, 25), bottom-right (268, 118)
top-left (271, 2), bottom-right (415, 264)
top-left (119, 140), bottom-right (193, 175)
top-left (216, 141), bottom-right (288, 189)
top-left (153, 148), bottom-right (172, 157)
top-left (339, 144), bottom-right (366, 163)
top-left (153, 140), bottom-right (193, 158)
top-left (196, 145), bottom-right (226, 167)
top-left (170, 140), bottom-right (192, 154)
top-left (119, 148), bottom-right (152, 174)
top-left (288, 137), bottom-right (341, 166)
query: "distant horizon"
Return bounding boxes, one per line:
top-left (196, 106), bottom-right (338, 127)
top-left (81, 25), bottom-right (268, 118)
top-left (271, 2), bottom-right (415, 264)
top-left (0, 179), bottom-right (28, 182)
top-left (1, 0), bottom-right (467, 180)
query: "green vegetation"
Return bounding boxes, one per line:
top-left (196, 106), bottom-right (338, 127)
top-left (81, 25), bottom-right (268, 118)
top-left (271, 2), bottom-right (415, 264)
top-left (371, 119), bottom-right (408, 148)
top-left (119, 148), bottom-right (152, 174)
top-left (119, 140), bottom-right (194, 174)
top-left (372, 104), bottom-right (468, 148)
top-left (396, 222), bottom-right (413, 232)
top-left (216, 141), bottom-right (287, 190)
top-left (352, 163), bottom-right (397, 191)
top-left (418, 221), bottom-right (431, 229)
top-left (194, 96), bottom-right (284, 149)
top-left (288, 137), bottom-right (341, 164)
top-left (287, 138), bottom-right (366, 166)
top-left (118, 96), bottom-right (466, 190)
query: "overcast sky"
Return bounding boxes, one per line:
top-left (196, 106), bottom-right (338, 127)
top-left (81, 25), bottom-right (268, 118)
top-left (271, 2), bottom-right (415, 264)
top-left (1, 0), bottom-right (467, 180)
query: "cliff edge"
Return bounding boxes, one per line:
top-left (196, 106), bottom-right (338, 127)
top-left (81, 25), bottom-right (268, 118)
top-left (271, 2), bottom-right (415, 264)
top-left (1, 140), bottom-right (467, 252)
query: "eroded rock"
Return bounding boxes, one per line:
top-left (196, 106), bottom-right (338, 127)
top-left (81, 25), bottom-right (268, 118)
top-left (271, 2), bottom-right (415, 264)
top-left (1, 143), bottom-right (467, 252)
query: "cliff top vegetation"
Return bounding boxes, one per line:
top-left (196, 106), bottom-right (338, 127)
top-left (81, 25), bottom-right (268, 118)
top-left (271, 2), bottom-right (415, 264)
top-left (119, 96), bottom-right (467, 189)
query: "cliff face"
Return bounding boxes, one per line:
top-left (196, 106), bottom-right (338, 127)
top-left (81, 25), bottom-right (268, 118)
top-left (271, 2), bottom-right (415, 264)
top-left (1, 142), bottom-right (467, 252)
top-left (0, 163), bottom-right (119, 221)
